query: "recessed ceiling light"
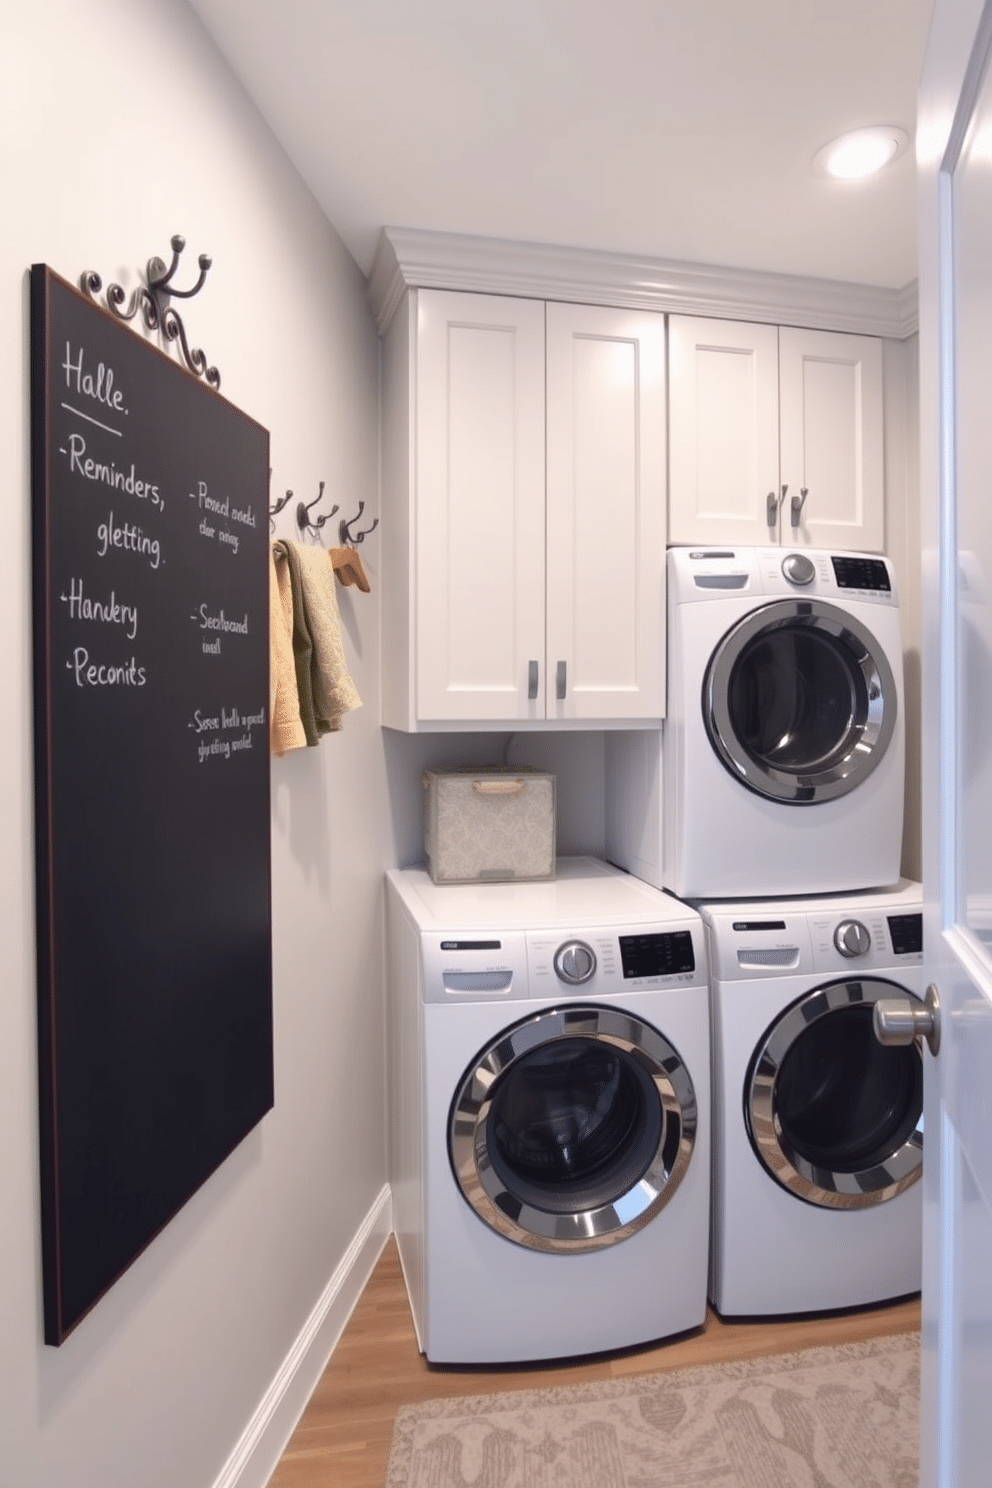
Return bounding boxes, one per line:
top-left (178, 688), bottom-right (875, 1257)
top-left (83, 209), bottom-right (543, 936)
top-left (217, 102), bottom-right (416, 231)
top-left (813, 126), bottom-right (909, 180)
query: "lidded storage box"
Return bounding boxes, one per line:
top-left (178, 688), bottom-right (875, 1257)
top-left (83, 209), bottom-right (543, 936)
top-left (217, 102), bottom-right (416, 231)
top-left (422, 766), bottom-right (556, 884)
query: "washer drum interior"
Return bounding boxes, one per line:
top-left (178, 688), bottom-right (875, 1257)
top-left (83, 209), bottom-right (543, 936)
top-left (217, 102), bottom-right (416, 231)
top-left (745, 977), bottom-right (924, 1210)
top-left (449, 1004), bottom-right (697, 1253)
top-left (704, 598), bottom-right (897, 804)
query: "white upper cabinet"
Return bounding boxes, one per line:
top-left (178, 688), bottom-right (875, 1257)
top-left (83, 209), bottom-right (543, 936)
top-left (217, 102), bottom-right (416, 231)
top-left (381, 289), bottom-right (667, 729)
top-left (544, 302), bottom-right (667, 722)
top-left (668, 315), bottom-right (885, 551)
top-left (414, 291), bottom-right (547, 724)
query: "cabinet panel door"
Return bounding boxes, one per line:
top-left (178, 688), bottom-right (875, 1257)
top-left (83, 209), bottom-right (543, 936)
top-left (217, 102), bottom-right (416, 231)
top-left (416, 291), bottom-right (546, 720)
top-left (668, 315), bottom-right (781, 546)
top-left (778, 327), bottom-right (884, 552)
top-left (546, 303), bottom-right (667, 720)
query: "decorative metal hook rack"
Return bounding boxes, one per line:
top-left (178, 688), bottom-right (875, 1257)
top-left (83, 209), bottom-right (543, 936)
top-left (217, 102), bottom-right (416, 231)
top-left (80, 234), bottom-right (220, 388)
top-left (339, 501), bottom-right (379, 547)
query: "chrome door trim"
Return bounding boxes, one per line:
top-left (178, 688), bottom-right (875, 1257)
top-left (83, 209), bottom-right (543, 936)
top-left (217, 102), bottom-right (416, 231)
top-left (703, 598), bottom-right (897, 804)
top-left (449, 1004), bottom-right (697, 1253)
top-left (746, 977), bottom-right (924, 1210)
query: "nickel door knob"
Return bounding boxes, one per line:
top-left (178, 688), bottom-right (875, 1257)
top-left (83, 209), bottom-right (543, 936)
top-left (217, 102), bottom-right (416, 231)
top-left (873, 983), bottom-right (941, 1056)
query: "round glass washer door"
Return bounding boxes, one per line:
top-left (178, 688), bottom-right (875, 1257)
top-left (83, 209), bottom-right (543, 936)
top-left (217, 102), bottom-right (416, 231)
top-left (745, 977), bottom-right (924, 1210)
top-left (449, 1004), bottom-right (697, 1253)
top-left (703, 598), bottom-right (897, 804)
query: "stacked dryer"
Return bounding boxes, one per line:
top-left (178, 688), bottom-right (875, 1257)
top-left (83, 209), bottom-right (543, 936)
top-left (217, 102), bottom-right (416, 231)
top-left (661, 546), bottom-right (924, 1317)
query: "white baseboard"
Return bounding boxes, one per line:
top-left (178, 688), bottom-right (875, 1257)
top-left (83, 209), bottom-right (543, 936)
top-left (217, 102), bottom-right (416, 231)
top-left (211, 1184), bottom-right (393, 1488)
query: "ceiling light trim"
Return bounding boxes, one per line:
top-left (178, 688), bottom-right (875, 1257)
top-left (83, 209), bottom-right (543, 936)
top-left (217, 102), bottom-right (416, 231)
top-left (814, 126), bottom-right (910, 180)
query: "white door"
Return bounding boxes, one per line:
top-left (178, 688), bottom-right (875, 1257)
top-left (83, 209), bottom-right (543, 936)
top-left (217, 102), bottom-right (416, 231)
top-left (918, 0), bottom-right (992, 1482)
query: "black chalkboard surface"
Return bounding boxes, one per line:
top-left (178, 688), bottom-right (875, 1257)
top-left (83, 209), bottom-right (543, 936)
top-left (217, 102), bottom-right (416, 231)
top-left (30, 265), bottom-right (273, 1344)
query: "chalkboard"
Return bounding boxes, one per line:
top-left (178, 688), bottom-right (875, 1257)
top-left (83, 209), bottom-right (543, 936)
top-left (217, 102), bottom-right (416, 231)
top-left (30, 264), bottom-right (273, 1345)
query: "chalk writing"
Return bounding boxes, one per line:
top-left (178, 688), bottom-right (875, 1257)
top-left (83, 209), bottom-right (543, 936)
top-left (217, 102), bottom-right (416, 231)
top-left (62, 433), bottom-right (162, 508)
top-left (96, 510), bottom-right (161, 569)
top-left (62, 341), bottom-right (128, 415)
top-left (196, 605), bottom-right (248, 635)
top-left (67, 648), bottom-right (147, 688)
top-left (189, 702), bottom-right (267, 762)
top-left (60, 577), bottom-right (138, 640)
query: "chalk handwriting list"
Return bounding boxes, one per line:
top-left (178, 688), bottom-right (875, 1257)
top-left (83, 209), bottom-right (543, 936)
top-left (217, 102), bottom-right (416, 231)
top-left (190, 703), bottom-right (267, 763)
top-left (67, 648), bottom-right (146, 688)
top-left (62, 434), bottom-right (162, 509)
top-left (61, 577), bottom-right (138, 640)
top-left (195, 604), bottom-right (249, 657)
top-left (192, 480), bottom-right (256, 556)
top-left (49, 319), bottom-right (263, 712)
top-left (95, 510), bottom-right (161, 569)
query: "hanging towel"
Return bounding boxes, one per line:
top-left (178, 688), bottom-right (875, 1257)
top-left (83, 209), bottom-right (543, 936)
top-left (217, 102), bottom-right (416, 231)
top-left (296, 541), bottom-right (363, 730)
top-left (328, 544), bottom-right (371, 593)
top-left (275, 539), bottom-right (363, 738)
top-left (273, 539), bottom-right (321, 745)
top-left (269, 546), bottom-right (307, 756)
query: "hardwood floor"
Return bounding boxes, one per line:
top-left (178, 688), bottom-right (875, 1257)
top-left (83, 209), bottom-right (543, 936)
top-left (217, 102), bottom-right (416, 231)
top-left (268, 1236), bottom-right (921, 1488)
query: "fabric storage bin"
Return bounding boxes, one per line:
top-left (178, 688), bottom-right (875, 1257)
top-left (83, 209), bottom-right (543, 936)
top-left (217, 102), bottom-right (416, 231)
top-left (422, 766), bottom-right (556, 884)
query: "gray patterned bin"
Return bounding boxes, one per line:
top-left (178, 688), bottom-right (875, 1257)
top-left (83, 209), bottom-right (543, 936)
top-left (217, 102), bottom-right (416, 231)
top-left (421, 766), bottom-right (556, 884)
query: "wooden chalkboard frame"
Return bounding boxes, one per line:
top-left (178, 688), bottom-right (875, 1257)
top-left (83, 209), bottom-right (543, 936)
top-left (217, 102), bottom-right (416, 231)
top-left (30, 265), bottom-right (274, 1344)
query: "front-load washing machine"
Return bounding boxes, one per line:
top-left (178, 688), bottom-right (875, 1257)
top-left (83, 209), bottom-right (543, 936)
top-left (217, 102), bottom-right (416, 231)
top-left (385, 856), bottom-right (710, 1363)
top-left (662, 545), bottom-right (905, 899)
top-left (699, 880), bottom-right (924, 1317)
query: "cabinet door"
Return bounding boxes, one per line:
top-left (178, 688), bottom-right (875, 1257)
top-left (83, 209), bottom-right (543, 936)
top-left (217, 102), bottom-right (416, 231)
top-left (416, 290), bottom-right (546, 721)
top-left (546, 303), bottom-right (667, 720)
top-left (668, 315), bottom-right (781, 546)
top-left (778, 327), bottom-right (884, 552)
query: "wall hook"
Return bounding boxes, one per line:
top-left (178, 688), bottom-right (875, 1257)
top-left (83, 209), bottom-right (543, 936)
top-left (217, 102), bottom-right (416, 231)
top-left (269, 487), bottom-right (294, 533)
top-left (147, 235), bottom-right (212, 306)
top-left (80, 233), bottom-right (220, 387)
top-left (296, 481), bottom-right (340, 542)
top-left (338, 501), bottom-right (379, 547)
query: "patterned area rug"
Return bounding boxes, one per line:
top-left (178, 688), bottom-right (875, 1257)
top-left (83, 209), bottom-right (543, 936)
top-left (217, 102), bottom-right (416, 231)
top-left (386, 1333), bottom-right (919, 1487)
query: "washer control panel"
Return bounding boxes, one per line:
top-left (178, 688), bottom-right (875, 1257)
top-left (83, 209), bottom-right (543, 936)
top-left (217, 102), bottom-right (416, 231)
top-left (529, 922), bottom-right (706, 996)
top-left (420, 919), bottom-right (708, 1002)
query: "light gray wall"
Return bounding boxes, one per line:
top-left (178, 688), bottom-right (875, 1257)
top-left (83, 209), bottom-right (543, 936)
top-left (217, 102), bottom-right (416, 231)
top-left (1, 3), bottom-right (389, 1485)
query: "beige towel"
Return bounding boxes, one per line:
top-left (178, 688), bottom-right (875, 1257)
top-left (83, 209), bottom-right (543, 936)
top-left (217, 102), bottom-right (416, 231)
top-left (293, 541), bottom-right (363, 732)
top-left (269, 547), bottom-right (307, 756)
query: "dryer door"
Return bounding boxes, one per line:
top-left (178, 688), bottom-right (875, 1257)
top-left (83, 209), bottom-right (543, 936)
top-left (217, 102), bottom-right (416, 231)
top-left (449, 1004), bottom-right (696, 1253)
top-left (703, 598), bottom-right (897, 803)
top-left (746, 976), bottom-right (924, 1209)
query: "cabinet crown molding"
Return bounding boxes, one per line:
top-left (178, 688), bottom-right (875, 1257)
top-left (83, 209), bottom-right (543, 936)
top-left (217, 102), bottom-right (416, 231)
top-left (367, 226), bottom-right (918, 341)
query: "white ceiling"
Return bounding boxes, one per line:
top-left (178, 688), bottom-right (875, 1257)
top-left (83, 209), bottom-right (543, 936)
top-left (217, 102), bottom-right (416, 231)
top-left (188, 0), bottom-right (933, 292)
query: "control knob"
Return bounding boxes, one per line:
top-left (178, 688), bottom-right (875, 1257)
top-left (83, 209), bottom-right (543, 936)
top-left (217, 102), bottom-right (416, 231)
top-left (834, 919), bottom-right (871, 958)
top-left (782, 552), bottom-right (816, 586)
top-left (554, 939), bottom-right (597, 985)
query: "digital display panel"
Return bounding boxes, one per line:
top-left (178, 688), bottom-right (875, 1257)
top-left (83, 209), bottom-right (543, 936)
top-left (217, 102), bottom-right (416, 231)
top-left (888, 913), bottom-right (923, 955)
top-left (619, 930), bottom-right (696, 978)
top-left (831, 555), bottom-right (892, 592)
